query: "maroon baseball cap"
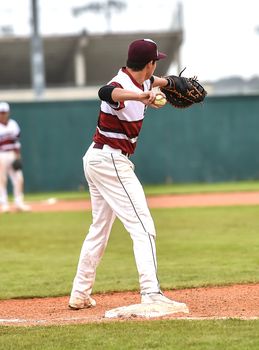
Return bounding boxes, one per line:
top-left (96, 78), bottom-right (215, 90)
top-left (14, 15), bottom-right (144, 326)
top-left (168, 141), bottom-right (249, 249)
top-left (127, 39), bottom-right (166, 64)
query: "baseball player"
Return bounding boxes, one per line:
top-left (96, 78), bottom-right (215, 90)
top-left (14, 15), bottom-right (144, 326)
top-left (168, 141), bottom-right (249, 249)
top-left (0, 102), bottom-right (30, 213)
top-left (69, 39), bottom-right (188, 313)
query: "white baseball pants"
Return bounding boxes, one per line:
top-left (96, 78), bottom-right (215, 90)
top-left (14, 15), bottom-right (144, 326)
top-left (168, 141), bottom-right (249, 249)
top-left (0, 151), bottom-right (25, 207)
top-left (71, 143), bottom-right (161, 299)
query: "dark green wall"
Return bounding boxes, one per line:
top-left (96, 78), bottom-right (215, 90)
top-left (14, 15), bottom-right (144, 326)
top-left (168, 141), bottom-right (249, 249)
top-left (137, 95), bottom-right (259, 183)
top-left (10, 95), bottom-right (259, 192)
top-left (12, 100), bottom-right (98, 192)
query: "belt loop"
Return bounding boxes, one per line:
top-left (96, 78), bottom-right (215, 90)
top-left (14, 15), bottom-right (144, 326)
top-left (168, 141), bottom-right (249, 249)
top-left (93, 143), bottom-right (104, 150)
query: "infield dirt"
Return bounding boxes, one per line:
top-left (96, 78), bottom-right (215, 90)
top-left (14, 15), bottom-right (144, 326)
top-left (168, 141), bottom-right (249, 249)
top-left (1, 284), bottom-right (259, 326)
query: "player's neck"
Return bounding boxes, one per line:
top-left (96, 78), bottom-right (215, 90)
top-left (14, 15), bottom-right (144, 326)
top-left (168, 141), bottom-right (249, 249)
top-left (126, 68), bottom-right (147, 85)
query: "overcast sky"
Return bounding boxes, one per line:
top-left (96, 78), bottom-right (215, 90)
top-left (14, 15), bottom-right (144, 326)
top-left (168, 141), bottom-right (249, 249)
top-left (0, 0), bottom-right (259, 81)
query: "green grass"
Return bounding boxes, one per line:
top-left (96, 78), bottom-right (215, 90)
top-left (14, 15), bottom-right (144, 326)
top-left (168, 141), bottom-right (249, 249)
top-left (23, 180), bottom-right (259, 202)
top-left (1, 320), bottom-right (259, 350)
top-left (144, 180), bottom-right (259, 195)
top-left (1, 206), bottom-right (259, 299)
top-left (24, 190), bottom-right (90, 201)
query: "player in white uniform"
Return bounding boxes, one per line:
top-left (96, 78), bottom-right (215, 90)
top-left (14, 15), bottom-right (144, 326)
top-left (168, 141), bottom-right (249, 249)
top-left (0, 102), bottom-right (30, 213)
top-left (69, 39), bottom-right (188, 313)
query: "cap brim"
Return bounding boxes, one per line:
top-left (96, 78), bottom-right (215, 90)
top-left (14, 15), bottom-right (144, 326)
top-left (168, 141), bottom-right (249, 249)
top-left (157, 52), bottom-right (167, 60)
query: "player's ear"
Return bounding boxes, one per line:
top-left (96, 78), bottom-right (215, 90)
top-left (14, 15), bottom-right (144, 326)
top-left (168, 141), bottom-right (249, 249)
top-left (146, 60), bottom-right (155, 69)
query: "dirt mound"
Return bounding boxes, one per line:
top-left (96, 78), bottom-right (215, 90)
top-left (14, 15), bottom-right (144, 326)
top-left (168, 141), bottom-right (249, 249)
top-left (1, 284), bottom-right (258, 326)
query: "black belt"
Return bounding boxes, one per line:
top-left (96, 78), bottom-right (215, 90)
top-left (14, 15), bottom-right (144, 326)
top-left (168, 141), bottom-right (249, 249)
top-left (93, 143), bottom-right (130, 157)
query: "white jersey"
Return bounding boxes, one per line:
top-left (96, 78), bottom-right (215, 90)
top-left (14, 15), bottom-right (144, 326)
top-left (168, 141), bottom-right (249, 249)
top-left (93, 67), bottom-right (152, 155)
top-left (0, 119), bottom-right (21, 152)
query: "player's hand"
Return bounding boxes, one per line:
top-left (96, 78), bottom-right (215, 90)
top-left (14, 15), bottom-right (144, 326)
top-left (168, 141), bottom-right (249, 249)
top-left (150, 92), bottom-right (167, 109)
top-left (138, 91), bottom-right (156, 105)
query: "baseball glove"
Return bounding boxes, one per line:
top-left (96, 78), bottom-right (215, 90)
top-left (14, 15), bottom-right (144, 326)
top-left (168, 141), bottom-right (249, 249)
top-left (161, 68), bottom-right (207, 108)
top-left (12, 158), bottom-right (23, 171)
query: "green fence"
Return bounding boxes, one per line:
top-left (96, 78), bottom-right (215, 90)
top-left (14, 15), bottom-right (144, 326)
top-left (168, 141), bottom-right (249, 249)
top-left (10, 95), bottom-right (259, 192)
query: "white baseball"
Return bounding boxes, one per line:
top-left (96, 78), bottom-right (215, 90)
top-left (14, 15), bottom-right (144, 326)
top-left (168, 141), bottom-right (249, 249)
top-left (154, 94), bottom-right (167, 106)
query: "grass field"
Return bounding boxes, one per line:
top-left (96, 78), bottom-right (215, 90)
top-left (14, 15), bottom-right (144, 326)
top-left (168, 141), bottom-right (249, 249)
top-left (1, 206), bottom-right (259, 299)
top-left (1, 320), bottom-right (259, 350)
top-left (1, 184), bottom-right (259, 349)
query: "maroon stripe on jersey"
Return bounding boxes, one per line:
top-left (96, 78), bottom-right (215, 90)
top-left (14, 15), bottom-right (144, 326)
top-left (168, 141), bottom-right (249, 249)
top-left (93, 129), bottom-right (136, 155)
top-left (110, 82), bottom-right (123, 88)
top-left (109, 82), bottom-right (125, 110)
top-left (0, 139), bottom-right (18, 146)
top-left (98, 111), bottom-right (143, 138)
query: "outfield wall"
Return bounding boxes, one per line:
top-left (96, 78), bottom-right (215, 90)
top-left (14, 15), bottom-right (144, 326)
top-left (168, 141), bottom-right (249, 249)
top-left (10, 95), bottom-right (259, 192)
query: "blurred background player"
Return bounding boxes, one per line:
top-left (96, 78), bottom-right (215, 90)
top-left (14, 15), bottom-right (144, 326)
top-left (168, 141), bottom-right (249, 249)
top-left (0, 101), bottom-right (31, 213)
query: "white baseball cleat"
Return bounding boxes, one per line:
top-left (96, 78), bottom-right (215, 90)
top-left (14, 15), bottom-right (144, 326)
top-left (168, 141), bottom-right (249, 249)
top-left (141, 292), bottom-right (189, 313)
top-left (68, 295), bottom-right (96, 310)
top-left (1, 204), bottom-right (10, 213)
top-left (15, 203), bottom-right (31, 212)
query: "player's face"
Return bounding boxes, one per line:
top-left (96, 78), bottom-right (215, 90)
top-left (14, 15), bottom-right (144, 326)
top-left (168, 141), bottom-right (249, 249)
top-left (0, 112), bottom-right (9, 125)
top-left (145, 60), bottom-right (157, 79)
top-left (151, 60), bottom-right (157, 74)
